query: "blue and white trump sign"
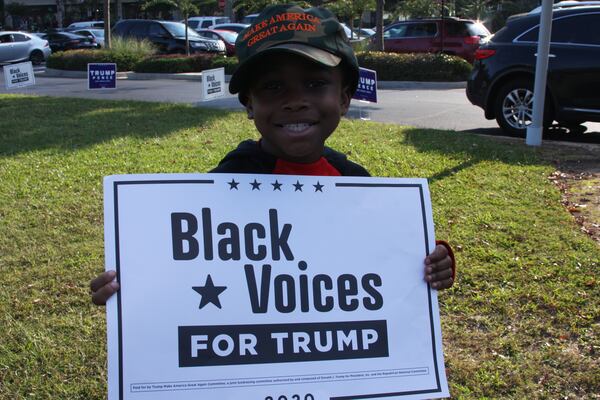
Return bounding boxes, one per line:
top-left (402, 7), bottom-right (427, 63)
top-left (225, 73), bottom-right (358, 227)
top-left (88, 63), bottom-right (117, 89)
top-left (104, 174), bottom-right (449, 400)
top-left (353, 67), bottom-right (377, 103)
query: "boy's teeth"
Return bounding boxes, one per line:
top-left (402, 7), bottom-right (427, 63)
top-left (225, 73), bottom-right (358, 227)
top-left (283, 123), bottom-right (310, 132)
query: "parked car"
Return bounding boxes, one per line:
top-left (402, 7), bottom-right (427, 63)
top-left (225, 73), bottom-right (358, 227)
top-left (184, 16), bottom-right (230, 31)
top-left (0, 31), bottom-right (51, 64)
top-left (466, 6), bottom-right (600, 135)
top-left (241, 13), bottom-right (259, 24)
top-left (374, 18), bottom-right (491, 63)
top-left (66, 20), bottom-right (104, 30)
top-left (72, 28), bottom-right (105, 47)
top-left (209, 23), bottom-right (249, 33)
top-left (35, 31), bottom-right (99, 52)
top-left (112, 19), bottom-right (225, 54)
top-left (195, 28), bottom-right (237, 56)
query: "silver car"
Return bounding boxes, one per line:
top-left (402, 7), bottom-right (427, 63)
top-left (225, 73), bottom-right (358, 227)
top-left (0, 31), bottom-right (51, 65)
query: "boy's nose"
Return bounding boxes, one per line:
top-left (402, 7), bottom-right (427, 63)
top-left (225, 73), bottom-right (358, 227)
top-left (281, 86), bottom-right (309, 111)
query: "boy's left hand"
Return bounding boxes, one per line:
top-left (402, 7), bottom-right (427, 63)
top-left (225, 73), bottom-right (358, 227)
top-left (424, 244), bottom-right (454, 290)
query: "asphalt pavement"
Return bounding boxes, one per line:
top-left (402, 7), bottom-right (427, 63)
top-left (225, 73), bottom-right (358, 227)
top-left (2, 66), bottom-right (599, 143)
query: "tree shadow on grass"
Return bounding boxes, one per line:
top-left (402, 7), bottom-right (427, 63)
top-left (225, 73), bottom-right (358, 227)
top-left (0, 96), bottom-right (239, 156)
top-left (400, 127), bottom-right (554, 184)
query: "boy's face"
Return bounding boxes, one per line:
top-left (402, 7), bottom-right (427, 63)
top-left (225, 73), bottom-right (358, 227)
top-left (244, 53), bottom-right (351, 163)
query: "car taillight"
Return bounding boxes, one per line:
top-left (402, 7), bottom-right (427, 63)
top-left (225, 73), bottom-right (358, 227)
top-left (464, 35), bottom-right (481, 45)
top-left (474, 48), bottom-right (496, 60)
top-left (69, 40), bottom-right (80, 44)
top-left (44, 41), bottom-right (49, 47)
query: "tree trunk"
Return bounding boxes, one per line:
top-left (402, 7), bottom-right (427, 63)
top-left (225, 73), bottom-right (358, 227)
top-left (56, 0), bottom-right (65, 28)
top-left (184, 13), bottom-right (189, 56)
top-left (104, 0), bottom-right (111, 49)
top-left (374, 0), bottom-right (385, 51)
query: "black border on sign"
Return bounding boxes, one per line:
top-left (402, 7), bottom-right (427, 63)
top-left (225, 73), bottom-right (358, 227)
top-left (111, 179), bottom-right (440, 400)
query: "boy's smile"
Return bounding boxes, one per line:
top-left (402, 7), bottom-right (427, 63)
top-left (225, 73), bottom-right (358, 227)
top-left (244, 53), bottom-right (351, 163)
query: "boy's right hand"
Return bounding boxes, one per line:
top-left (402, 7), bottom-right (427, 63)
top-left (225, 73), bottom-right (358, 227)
top-left (91, 270), bottom-right (120, 305)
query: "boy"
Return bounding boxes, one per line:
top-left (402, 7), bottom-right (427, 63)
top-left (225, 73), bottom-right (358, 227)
top-left (91, 4), bottom-right (455, 305)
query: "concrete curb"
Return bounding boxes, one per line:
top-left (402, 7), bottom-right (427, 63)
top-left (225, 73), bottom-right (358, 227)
top-left (41, 68), bottom-right (465, 88)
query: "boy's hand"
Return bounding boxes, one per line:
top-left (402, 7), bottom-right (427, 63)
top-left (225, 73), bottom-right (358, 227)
top-left (90, 270), bottom-right (120, 305)
top-left (424, 244), bottom-right (454, 290)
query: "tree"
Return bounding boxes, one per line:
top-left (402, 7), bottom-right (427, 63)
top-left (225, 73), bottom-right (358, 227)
top-left (143, 0), bottom-right (199, 55)
top-left (327, 0), bottom-right (375, 38)
top-left (372, 0), bottom-right (384, 51)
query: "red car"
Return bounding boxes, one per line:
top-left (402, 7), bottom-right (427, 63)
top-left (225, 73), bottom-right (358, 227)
top-left (195, 28), bottom-right (237, 56)
top-left (375, 18), bottom-right (491, 63)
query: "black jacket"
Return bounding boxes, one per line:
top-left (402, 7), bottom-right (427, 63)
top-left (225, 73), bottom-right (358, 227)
top-left (210, 140), bottom-right (370, 176)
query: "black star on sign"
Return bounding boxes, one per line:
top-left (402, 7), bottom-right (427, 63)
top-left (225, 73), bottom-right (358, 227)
top-left (271, 180), bottom-right (283, 191)
top-left (293, 180), bottom-right (303, 192)
top-left (192, 275), bottom-right (227, 309)
top-left (250, 179), bottom-right (261, 190)
top-left (228, 179), bottom-right (239, 190)
top-left (313, 181), bottom-right (324, 192)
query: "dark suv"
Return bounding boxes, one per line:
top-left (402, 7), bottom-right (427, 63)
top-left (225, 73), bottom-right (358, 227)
top-left (466, 6), bottom-right (600, 135)
top-left (375, 18), bottom-right (491, 63)
top-left (112, 19), bottom-right (225, 54)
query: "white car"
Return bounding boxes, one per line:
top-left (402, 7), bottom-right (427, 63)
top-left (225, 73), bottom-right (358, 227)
top-left (0, 31), bottom-right (51, 65)
top-left (184, 16), bottom-right (230, 30)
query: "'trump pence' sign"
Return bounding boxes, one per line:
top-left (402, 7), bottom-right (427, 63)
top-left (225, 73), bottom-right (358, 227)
top-left (104, 174), bottom-right (449, 400)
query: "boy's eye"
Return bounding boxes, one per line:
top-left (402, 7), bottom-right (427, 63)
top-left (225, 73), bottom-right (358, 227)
top-left (307, 79), bottom-right (328, 88)
top-left (261, 81), bottom-right (283, 91)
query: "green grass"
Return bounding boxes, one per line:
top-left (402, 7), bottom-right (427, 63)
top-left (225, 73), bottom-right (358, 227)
top-left (1, 94), bottom-right (598, 399)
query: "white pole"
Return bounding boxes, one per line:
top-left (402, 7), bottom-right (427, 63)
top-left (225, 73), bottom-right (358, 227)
top-left (526, 0), bottom-right (553, 146)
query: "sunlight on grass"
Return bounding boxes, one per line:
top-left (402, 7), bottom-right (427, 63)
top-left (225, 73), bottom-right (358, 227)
top-left (0, 95), bottom-right (598, 399)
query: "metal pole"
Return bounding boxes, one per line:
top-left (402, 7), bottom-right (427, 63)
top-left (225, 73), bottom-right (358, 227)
top-left (526, 0), bottom-right (553, 146)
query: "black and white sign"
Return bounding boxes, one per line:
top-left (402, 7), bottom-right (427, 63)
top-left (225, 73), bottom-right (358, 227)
top-left (3, 61), bottom-right (35, 89)
top-left (201, 67), bottom-right (225, 101)
top-left (104, 174), bottom-right (449, 400)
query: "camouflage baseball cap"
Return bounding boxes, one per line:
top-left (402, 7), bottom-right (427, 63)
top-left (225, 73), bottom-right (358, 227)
top-left (229, 4), bottom-right (359, 95)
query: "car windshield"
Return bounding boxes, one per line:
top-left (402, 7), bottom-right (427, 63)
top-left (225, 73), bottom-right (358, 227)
top-left (467, 22), bottom-right (491, 37)
top-left (90, 29), bottom-right (104, 37)
top-left (162, 21), bottom-right (201, 38)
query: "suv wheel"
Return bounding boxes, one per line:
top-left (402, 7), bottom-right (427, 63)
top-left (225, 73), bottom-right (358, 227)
top-left (494, 78), bottom-right (553, 136)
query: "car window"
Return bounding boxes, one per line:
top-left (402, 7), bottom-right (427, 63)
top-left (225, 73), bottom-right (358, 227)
top-left (406, 23), bottom-right (436, 37)
top-left (467, 22), bottom-right (491, 37)
top-left (76, 30), bottom-right (91, 36)
top-left (518, 13), bottom-right (600, 45)
top-left (129, 22), bottom-right (149, 37)
top-left (201, 20), bottom-right (213, 28)
top-left (148, 23), bottom-right (166, 36)
top-left (188, 20), bottom-right (199, 29)
top-left (12, 33), bottom-right (31, 42)
top-left (446, 22), bottom-right (468, 36)
top-left (384, 24), bottom-right (408, 39)
top-left (0, 34), bottom-right (12, 43)
top-left (162, 21), bottom-right (201, 38)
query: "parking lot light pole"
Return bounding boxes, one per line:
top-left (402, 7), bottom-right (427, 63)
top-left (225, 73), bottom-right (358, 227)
top-left (526, 0), bottom-right (553, 146)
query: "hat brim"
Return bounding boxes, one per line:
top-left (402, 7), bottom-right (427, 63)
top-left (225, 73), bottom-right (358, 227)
top-left (229, 43), bottom-right (342, 95)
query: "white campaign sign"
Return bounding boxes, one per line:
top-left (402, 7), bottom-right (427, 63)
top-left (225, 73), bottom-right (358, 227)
top-left (200, 67), bottom-right (225, 101)
top-left (104, 173), bottom-right (449, 400)
top-left (3, 61), bottom-right (35, 89)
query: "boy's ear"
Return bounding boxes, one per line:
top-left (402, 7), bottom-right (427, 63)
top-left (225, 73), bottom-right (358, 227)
top-left (245, 97), bottom-right (254, 120)
top-left (340, 86), bottom-right (352, 116)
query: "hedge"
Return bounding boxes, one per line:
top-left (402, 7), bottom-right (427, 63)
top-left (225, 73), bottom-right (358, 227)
top-left (356, 51), bottom-right (472, 82)
top-left (47, 50), bottom-right (472, 81)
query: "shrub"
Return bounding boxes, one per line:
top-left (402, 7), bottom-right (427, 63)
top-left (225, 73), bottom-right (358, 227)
top-left (356, 51), bottom-right (472, 81)
top-left (133, 53), bottom-right (217, 73)
top-left (46, 37), bottom-right (157, 71)
top-left (209, 56), bottom-right (238, 75)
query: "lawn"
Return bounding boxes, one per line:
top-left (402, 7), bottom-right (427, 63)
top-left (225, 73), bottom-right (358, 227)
top-left (0, 94), bottom-right (598, 399)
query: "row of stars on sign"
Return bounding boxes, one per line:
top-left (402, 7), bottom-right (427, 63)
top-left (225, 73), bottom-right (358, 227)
top-left (227, 179), bottom-right (325, 192)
